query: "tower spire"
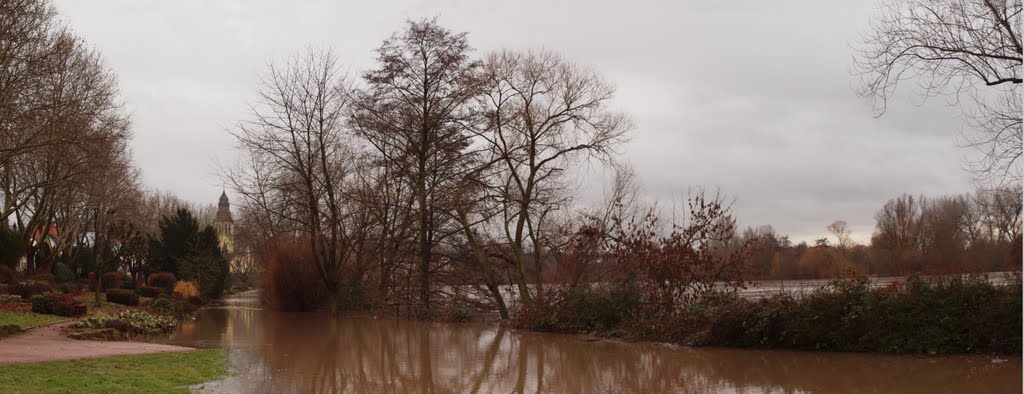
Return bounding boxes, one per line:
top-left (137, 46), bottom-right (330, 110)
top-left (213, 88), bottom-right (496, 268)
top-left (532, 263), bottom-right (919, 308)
top-left (216, 190), bottom-right (232, 223)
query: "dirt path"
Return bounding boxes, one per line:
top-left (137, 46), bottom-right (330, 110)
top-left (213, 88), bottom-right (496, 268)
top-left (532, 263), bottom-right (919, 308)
top-left (0, 321), bottom-right (195, 365)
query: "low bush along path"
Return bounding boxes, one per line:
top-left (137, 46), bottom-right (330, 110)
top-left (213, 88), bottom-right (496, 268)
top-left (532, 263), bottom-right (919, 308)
top-left (0, 320), bottom-right (194, 364)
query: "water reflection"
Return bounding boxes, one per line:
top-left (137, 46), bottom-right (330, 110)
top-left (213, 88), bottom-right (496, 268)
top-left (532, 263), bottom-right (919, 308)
top-left (163, 292), bottom-right (1021, 393)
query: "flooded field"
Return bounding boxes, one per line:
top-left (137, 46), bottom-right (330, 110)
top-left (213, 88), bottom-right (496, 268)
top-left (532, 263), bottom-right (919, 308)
top-left (161, 292), bottom-right (1021, 393)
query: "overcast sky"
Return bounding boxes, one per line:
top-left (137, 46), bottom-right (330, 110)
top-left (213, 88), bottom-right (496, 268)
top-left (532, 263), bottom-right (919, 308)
top-left (51, 0), bottom-right (975, 243)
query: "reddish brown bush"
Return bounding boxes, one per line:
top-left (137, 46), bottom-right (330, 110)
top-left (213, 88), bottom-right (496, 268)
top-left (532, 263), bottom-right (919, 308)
top-left (101, 272), bottom-right (122, 291)
top-left (260, 236), bottom-right (329, 312)
top-left (147, 272), bottom-right (177, 294)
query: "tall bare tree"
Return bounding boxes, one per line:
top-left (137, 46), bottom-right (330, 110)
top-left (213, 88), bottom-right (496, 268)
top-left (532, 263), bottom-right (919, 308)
top-left (351, 19), bottom-right (484, 315)
top-left (1, 0), bottom-right (134, 274)
top-left (855, 0), bottom-right (1022, 187)
top-left (227, 48), bottom-right (354, 295)
top-left (477, 50), bottom-right (632, 304)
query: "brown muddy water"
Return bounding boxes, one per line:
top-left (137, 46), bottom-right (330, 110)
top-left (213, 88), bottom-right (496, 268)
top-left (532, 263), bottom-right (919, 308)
top-left (160, 291), bottom-right (1021, 393)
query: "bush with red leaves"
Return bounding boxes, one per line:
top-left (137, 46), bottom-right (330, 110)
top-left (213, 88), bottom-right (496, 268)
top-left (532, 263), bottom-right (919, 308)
top-left (101, 272), bottom-right (122, 291)
top-left (147, 272), bottom-right (177, 295)
top-left (260, 236), bottom-right (329, 312)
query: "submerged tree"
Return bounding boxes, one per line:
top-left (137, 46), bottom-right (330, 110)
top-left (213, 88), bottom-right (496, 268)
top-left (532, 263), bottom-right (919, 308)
top-left (351, 18), bottom-right (485, 315)
top-left (226, 48), bottom-right (355, 296)
top-left (476, 50), bottom-right (632, 304)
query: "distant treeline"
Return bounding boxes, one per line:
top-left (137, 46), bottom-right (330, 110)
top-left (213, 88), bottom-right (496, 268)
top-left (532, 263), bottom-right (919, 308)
top-left (742, 187), bottom-right (1022, 280)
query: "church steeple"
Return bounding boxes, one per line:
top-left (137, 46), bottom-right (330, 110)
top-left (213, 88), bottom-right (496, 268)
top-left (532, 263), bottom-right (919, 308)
top-left (214, 191), bottom-right (235, 256)
top-left (216, 190), bottom-right (233, 223)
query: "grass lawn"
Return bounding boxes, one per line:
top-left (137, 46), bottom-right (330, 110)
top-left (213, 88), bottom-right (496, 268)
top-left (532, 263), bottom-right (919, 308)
top-left (0, 349), bottom-right (226, 393)
top-left (0, 311), bottom-right (68, 330)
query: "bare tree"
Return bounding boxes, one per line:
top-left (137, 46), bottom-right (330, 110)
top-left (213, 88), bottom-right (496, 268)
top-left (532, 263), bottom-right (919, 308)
top-left (477, 50), bottom-right (632, 305)
top-left (855, 0), bottom-right (1022, 187)
top-left (450, 166), bottom-right (511, 318)
top-left (872, 194), bottom-right (923, 272)
top-left (976, 185), bottom-right (1023, 242)
top-left (351, 19), bottom-right (484, 315)
top-left (0, 0), bottom-right (134, 275)
top-left (827, 220), bottom-right (853, 252)
top-left (226, 48), bottom-right (354, 295)
top-left (346, 158), bottom-right (417, 305)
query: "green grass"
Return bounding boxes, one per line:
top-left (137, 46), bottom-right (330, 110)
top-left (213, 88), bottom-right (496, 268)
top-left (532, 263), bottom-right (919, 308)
top-left (0, 311), bottom-right (68, 330)
top-left (0, 349), bottom-right (226, 394)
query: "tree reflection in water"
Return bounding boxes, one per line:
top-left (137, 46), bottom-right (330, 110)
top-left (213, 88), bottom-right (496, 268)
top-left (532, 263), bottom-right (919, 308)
top-left (164, 293), bottom-right (1021, 393)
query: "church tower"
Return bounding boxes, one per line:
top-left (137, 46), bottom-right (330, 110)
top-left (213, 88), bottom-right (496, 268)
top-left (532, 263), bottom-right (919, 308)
top-left (213, 191), bottom-right (235, 255)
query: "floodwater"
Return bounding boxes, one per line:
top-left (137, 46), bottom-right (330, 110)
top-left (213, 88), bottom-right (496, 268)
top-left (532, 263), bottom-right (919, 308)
top-left (161, 292), bottom-right (1021, 393)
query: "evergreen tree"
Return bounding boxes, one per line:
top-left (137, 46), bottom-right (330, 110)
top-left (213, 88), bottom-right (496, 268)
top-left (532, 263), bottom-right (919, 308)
top-left (0, 226), bottom-right (25, 270)
top-left (190, 226), bottom-right (229, 299)
top-left (147, 208), bottom-right (229, 298)
top-left (147, 208), bottom-right (200, 275)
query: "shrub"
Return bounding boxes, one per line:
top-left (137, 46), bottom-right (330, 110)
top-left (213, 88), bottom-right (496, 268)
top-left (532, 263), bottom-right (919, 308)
top-left (190, 251), bottom-right (229, 299)
top-left (139, 286), bottom-right (163, 298)
top-left (0, 265), bottom-right (15, 284)
top-left (53, 263), bottom-right (74, 283)
top-left (30, 273), bottom-right (55, 284)
top-left (172, 281), bottom-right (199, 300)
top-left (201, 259), bottom-right (229, 299)
top-left (72, 310), bottom-right (177, 336)
top-left (30, 294), bottom-right (85, 317)
top-left (101, 272), bottom-right (122, 291)
top-left (12, 281), bottom-right (52, 299)
top-left (334, 283), bottom-right (372, 311)
top-left (106, 288), bottom-right (139, 306)
top-left (515, 284), bottom-right (641, 333)
top-left (30, 295), bottom-right (59, 315)
top-left (120, 272), bottom-right (135, 290)
top-left (57, 282), bottom-right (84, 295)
top-left (443, 305), bottom-right (476, 323)
top-left (142, 297), bottom-right (195, 320)
top-left (509, 273), bottom-right (1022, 355)
top-left (260, 236), bottom-right (329, 312)
top-left (147, 272), bottom-right (177, 294)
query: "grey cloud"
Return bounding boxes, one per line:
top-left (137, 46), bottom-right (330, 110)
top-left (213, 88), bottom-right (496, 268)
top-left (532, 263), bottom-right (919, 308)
top-left (53, 0), bottom-right (975, 243)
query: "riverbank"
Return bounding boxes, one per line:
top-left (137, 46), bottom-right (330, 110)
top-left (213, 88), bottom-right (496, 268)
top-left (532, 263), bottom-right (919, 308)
top-left (0, 349), bottom-right (225, 393)
top-left (0, 321), bottom-right (196, 364)
top-left (513, 273), bottom-right (1023, 355)
top-left (160, 290), bottom-right (1022, 392)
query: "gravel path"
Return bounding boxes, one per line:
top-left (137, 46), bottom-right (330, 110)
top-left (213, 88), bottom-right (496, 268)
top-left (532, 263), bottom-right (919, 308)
top-left (0, 321), bottom-right (195, 365)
